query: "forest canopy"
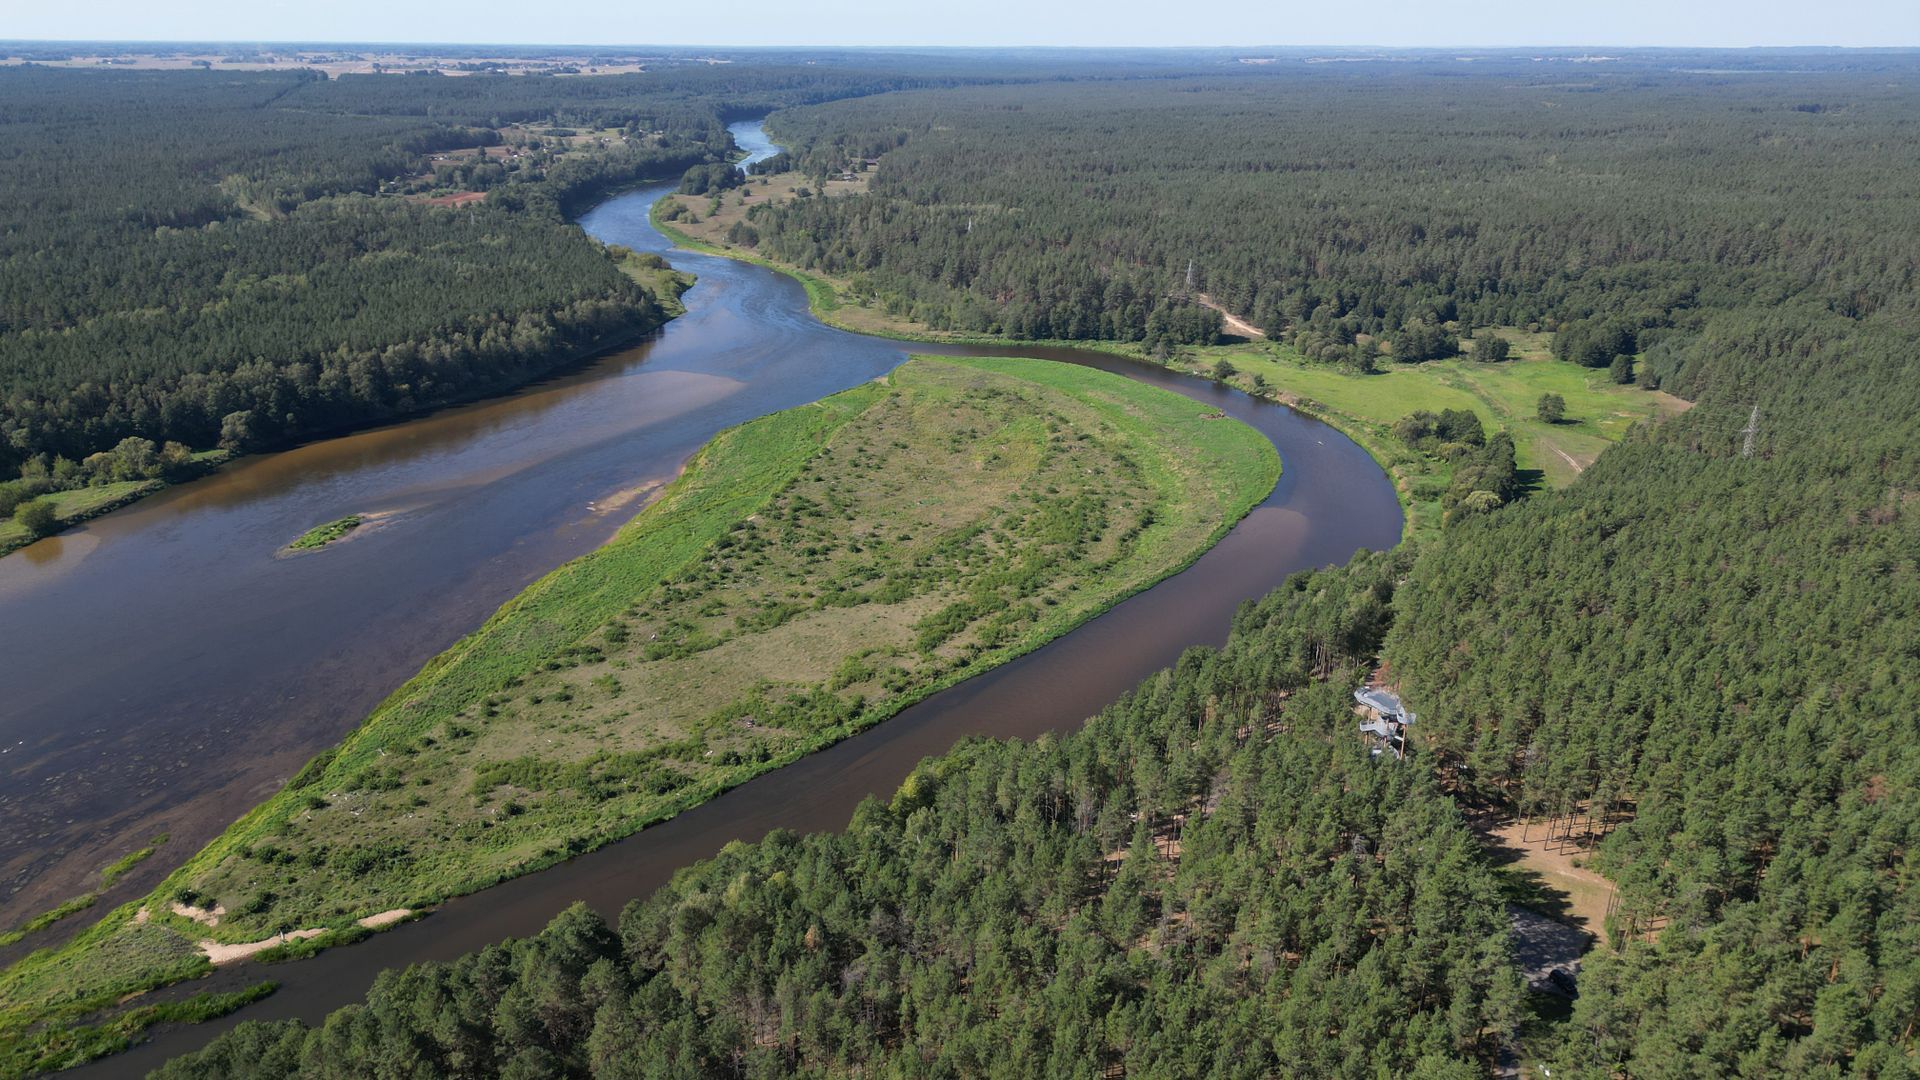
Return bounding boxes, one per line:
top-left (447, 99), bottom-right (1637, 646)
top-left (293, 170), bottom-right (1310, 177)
top-left (742, 68), bottom-right (1920, 364)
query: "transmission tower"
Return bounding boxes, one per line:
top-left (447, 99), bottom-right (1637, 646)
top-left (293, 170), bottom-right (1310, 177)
top-left (1185, 259), bottom-right (1196, 293)
top-left (1740, 405), bottom-right (1760, 458)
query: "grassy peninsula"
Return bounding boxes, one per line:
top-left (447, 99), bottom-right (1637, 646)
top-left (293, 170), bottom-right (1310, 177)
top-left (0, 355), bottom-right (1275, 1068)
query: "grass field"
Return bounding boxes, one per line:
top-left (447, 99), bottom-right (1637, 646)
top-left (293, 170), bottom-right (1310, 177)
top-left (0, 356), bottom-right (1275, 1063)
top-left (1204, 333), bottom-right (1686, 483)
top-left (1178, 337), bottom-right (1688, 536)
top-left (0, 481), bottom-right (157, 554)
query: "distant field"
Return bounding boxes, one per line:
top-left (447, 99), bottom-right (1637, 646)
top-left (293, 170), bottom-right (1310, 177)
top-left (0, 356), bottom-right (1276, 1063)
top-left (1181, 335), bottom-right (1688, 534)
top-left (0, 53), bottom-right (653, 78)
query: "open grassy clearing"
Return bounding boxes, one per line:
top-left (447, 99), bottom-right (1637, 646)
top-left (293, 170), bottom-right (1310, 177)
top-left (1179, 338), bottom-right (1686, 535)
top-left (0, 355), bottom-right (1274, 1058)
top-left (0, 481), bottom-right (155, 554)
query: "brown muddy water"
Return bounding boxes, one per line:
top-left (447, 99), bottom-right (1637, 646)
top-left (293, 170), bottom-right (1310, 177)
top-left (12, 123), bottom-right (1398, 1075)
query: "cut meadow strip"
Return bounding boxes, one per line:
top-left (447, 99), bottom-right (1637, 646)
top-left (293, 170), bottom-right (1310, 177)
top-left (0, 355), bottom-right (1276, 1067)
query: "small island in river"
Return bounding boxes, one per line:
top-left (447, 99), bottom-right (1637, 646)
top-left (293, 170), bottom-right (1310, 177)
top-left (286, 515), bottom-right (363, 552)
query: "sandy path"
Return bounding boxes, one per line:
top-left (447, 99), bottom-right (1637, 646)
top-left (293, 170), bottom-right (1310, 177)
top-left (1194, 294), bottom-right (1265, 339)
top-left (1541, 437), bottom-right (1586, 475)
top-left (199, 928), bottom-right (326, 965)
top-left (193, 909), bottom-right (413, 965)
top-left (356, 908), bottom-right (412, 930)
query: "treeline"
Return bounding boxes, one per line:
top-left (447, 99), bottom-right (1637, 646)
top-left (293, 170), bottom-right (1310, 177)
top-left (160, 550), bottom-right (1528, 1079)
top-left (736, 67), bottom-right (1920, 358)
top-left (291, 66), bottom-right (1018, 128)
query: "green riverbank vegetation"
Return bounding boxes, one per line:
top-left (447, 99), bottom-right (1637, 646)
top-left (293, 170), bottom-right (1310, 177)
top-left (0, 356), bottom-right (1274, 1069)
top-left (0, 447), bottom-right (229, 556)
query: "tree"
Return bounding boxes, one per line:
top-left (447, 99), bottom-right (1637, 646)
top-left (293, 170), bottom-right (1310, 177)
top-left (106, 437), bottom-right (159, 482)
top-left (219, 411), bottom-right (256, 452)
top-left (1536, 393), bottom-right (1566, 424)
top-left (159, 441), bottom-right (196, 480)
top-left (1609, 353), bottom-right (1634, 384)
top-left (1391, 321), bottom-right (1460, 363)
top-left (1476, 334), bottom-right (1512, 362)
top-left (1213, 358), bottom-right (1238, 380)
top-left (13, 497), bottom-right (57, 537)
top-left (1554, 319), bottom-right (1636, 369)
top-left (1453, 489), bottom-right (1504, 517)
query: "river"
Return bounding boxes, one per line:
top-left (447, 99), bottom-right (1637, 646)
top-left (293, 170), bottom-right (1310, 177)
top-left (14, 121), bottom-right (1399, 1074)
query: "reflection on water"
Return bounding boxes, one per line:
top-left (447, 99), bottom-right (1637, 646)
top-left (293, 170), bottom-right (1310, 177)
top-left (14, 532), bottom-right (84, 571)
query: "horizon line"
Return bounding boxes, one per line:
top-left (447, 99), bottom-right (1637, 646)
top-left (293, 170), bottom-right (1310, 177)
top-left (4, 39), bottom-right (1916, 52)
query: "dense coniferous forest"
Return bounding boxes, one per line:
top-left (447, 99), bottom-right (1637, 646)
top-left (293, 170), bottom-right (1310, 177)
top-left (1389, 309), bottom-right (1920, 1075)
top-left (739, 67), bottom-right (1920, 361)
top-left (0, 69), bottom-right (676, 473)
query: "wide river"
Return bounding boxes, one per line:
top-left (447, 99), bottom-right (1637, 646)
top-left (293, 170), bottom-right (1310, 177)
top-left (17, 122), bottom-right (1399, 1073)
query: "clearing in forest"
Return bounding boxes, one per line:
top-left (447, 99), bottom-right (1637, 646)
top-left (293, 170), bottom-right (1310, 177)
top-left (1476, 813), bottom-right (1616, 939)
top-left (0, 356), bottom-right (1276, 1041)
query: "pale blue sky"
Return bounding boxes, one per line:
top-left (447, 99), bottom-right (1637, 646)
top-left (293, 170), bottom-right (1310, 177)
top-left (5, 0), bottom-right (1916, 48)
